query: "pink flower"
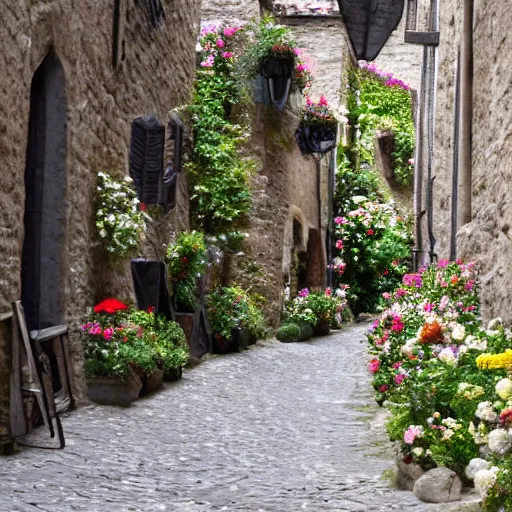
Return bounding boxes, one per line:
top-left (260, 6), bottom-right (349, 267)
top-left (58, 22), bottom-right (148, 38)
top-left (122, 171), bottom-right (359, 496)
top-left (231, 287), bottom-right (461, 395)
top-left (424, 303), bottom-right (435, 313)
top-left (200, 55), bottom-right (215, 68)
top-left (103, 327), bottom-right (114, 341)
top-left (395, 288), bottom-right (408, 298)
top-left (379, 385), bottom-right (389, 393)
top-left (394, 374), bottom-right (406, 385)
top-left (369, 359), bottom-right (380, 373)
top-left (88, 323), bottom-right (102, 336)
top-left (325, 287), bottom-right (332, 296)
top-left (293, 47), bottom-right (303, 56)
top-left (404, 426), bottom-right (423, 445)
top-left (221, 52), bottom-right (234, 59)
top-left (391, 320), bottom-right (404, 332)
top-left (335, 240), bottom-right (343, 250)
top-left (392, 362), bottom-right (402, 369)
top-left (296, 63), bottom-right (307, 72)
top-left (408, 158), bottom-right (415, 166)
top-left (298, 288), bottom-right (310, 298)
top-left (382, 292), bottom-right (391, 300)
top-left (371, 319), bottom-right (380, 331)
top-left (223, 27), bottom-right (240, 37)
top-left (216, 38), bottom-right (225, 48)
top-left (319, 95), bottom-right (328, 106)
top-left (437, 259), bottom-right (449, 269)
top-left (465, 280), bottom-right (475, 291)
top-left (439, 295), bottom-right (450, 311)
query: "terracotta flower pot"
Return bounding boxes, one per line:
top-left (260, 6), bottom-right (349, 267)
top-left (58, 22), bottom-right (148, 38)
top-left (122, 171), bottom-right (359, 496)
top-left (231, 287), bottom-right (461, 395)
top-left (86, 367), bottom-right (142, 407)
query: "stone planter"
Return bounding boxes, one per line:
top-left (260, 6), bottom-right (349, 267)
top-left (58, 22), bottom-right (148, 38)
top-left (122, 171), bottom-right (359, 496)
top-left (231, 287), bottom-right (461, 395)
top-left (86, 368), bottom-right (142, 407)
top-left (313, 320), bottom-right (331, 337)
top-left (141, 369), bottom-right (164, 396)
top-left (163, 366), bottom-right (183, 382)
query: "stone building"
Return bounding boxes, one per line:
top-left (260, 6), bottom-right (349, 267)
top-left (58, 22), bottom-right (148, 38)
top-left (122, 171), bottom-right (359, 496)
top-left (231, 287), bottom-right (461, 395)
top-left (0, 0), bottom-right (201, 447)
top-left (426, 0), bottom-right (512, 324)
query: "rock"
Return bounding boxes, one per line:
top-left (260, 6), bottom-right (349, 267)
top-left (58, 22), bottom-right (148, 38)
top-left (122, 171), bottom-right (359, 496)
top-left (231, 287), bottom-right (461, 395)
top-left (488, 428), bottom-right (512, 455)
top-left (465, 458), bottom-right (491, 481)
top-left (396, 457), bottom-right (425, 491)
top-left (413, 467), bottom-right (462, 503)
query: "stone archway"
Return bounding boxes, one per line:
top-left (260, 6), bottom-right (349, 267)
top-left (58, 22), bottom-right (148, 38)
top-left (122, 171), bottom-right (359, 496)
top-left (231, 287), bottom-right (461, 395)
top-left (21, 51), bottom-right (68, 331)
top-left (306, 228), bottom-right (326, 290)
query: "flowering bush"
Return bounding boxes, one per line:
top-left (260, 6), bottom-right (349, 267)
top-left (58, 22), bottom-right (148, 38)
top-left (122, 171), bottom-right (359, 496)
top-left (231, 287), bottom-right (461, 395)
top-left (187, 23), bottom-right (253, 233)
top-left (367, 260), bottom-right (512, 507)
top-left (207, 286), bottom-right (267, 341)
top-left (334, 200), bottom-right (412, 314)
top-left (166, 231), bottom-right (207, 312)
top-left (95, 172), bottom-right (145, 259)
top-left (284, 287), bottom-right (348, 327)
top-left (83, 299), bottom-right (188, 378)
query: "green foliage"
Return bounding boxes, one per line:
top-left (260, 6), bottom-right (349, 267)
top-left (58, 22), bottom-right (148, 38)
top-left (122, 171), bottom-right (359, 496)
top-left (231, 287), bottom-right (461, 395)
top-left (166, 231), bottom-right (207, 312)
top-left (95, 171), bottom-right (145, 260)
top-left (276, 323), bottom-right (301, 342)
top-left (188, 25), bottom-right (253, 233)
top-left (207, 285), bottom-right (267, 341)
top-left (484, 456), bottom-right (512, 512)
top-left (356, 66), bottom-right (415, 186)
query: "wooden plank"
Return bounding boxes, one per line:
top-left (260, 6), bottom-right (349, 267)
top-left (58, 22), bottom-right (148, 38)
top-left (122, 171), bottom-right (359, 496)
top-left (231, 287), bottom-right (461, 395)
top-left (0, 311), bottom-right (12, 322)
top-left (9, 313), bottom-right (27, 438)
top-left (60, 333), bottom-right (75, 408)
top-left (12, 301), bottom-right (52, 432)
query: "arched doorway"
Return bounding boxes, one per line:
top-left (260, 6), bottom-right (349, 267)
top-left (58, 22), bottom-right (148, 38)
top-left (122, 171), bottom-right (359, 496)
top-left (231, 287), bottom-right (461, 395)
top-left (21, 52), bottom-right (68, 331)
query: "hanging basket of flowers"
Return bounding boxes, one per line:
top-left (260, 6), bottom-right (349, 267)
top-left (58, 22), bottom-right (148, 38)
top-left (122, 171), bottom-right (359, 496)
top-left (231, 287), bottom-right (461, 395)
top-left (295, 96), bottom-right (337, 155)
top-left (260, 44), bottom-right (296, 110)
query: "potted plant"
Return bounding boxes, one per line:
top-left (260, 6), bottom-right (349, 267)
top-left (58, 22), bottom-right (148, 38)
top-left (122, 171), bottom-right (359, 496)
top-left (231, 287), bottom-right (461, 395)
top-left (295, 96), bottom-right (337, 155)
top-left (83, 299), bottom-right (188, 404)
top-left (207, 286), bottom-right (267, 354)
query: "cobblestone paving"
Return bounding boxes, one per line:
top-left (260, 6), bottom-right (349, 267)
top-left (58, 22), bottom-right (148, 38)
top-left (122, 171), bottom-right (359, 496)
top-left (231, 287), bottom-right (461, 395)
top-left (1, 324), bottom-right (428, 512)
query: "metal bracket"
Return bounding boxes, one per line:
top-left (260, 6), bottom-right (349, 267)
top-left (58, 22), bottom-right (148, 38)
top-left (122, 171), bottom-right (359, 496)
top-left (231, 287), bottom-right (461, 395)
top-left (405, 30), bottom-right (440, 46)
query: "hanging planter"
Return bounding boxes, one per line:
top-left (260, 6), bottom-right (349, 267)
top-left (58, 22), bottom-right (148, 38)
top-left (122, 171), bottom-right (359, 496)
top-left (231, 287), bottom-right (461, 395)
top-left (261, 47), bottom-right (295, 110)
top-left (295, 95), bottom-right (338, 155)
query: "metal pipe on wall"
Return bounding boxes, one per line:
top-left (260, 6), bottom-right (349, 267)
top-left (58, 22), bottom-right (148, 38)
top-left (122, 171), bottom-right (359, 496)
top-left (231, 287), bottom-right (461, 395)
top-left (458, 0), bottom-right (474, 227)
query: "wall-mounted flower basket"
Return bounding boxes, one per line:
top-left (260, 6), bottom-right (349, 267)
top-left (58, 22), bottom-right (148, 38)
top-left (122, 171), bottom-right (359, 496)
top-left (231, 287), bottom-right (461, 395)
top-left (261, 55), bottom-right (294, 110)
top-left (295, 96), bottom-right (338, 155)
top-left (295, 125), bottom-right (337, 155)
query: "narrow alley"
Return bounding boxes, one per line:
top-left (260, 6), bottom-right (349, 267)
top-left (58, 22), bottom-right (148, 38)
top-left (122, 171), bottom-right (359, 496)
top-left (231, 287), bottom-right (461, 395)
top-left (0, 326), bottom-right (425, 512)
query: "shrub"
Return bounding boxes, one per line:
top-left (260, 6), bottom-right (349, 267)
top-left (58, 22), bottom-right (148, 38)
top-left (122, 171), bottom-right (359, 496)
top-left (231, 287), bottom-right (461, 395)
top-left (166, 231), bottom-right (207, 312)
top-left (276, 323), bottom-right (301, 343)
top-left (207, 285), bottom-right (267, 341)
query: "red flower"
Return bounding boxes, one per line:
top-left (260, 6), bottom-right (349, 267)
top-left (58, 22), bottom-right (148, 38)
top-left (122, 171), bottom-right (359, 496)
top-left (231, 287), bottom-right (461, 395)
top-left (139, 202), bottom-right (147, 211)
top-left (367, 229), bottom-right (374, 235)
top-left (94, 298), bottom-right (129, 314)
top-left (147, 306), bottom-right (155, 313)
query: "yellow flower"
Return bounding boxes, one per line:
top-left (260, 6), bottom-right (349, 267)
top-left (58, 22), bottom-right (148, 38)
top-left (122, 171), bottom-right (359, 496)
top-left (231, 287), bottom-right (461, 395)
top-left (476, 350), bottom-right (512, 370)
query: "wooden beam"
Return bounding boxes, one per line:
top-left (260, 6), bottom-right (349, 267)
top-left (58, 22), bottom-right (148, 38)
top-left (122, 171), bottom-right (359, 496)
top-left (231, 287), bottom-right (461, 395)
top-left (405, 30), bottom-right (440, 46)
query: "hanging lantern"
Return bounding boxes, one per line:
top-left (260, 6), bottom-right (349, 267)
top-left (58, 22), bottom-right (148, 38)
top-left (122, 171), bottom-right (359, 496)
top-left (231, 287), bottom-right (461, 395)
top-left (337, 0), bottom-right (405, 61)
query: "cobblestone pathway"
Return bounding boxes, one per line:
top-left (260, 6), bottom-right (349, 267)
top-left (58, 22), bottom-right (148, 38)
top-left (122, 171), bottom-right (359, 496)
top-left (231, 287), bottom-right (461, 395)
top-left (1, 324), bottom-right (427, 512)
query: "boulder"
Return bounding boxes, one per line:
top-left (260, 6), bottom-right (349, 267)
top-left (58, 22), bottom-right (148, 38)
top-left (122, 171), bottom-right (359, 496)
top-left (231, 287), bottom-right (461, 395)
top-left (465, 458), bottom-right (491, 481)
top-left (396, 457), bottom-right (424, 491)
top-left (413, 467), bottom-right (462, 503)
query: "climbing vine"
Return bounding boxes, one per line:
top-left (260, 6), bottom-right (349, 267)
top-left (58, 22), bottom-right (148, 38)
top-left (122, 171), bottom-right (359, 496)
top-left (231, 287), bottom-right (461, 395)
top-left (186, 24), bottom-right (253, 234)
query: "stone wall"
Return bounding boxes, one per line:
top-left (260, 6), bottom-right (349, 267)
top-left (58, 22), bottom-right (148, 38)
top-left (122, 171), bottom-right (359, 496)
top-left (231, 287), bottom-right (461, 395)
top-left (431, 0), bottom-right (512, 324)
top-left (0, 0), bottom-right (201, 442)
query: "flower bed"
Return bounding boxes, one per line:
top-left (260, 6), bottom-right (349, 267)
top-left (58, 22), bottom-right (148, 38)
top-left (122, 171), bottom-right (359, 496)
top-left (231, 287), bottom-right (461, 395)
top-left (83, 299), bottom-right (189, 404)
top-left (367, 260), bottom-right (512, 509)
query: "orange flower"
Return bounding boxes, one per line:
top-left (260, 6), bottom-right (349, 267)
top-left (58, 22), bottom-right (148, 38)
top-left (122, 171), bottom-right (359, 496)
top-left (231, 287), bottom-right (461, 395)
top-left (450, 275), bottom-right (459, 284)
top-left (419, 321), bottom-right (444, 344)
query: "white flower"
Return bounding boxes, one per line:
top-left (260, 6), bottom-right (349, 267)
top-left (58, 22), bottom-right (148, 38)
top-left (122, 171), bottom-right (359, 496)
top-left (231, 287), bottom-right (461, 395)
top-left (488, 429), bottom-right (512, 455)
top-left (412, 447), bottom-right (424, 457)
top-left (488, 318), bottom-right (503, 330)
top-left (304, 308), bottom-right (313, 314)
top-left (465, 335), bottom-right (487, 351)
top-left (476, 401), bottom-right (499, 423)
top-left (438, 347), bottom-right (457, 365)
top-left (496, 378), bottom-right (512, 401)
top-left (451, 323), bottom-right (466, 341)
top-left (474, 467), bottom-right (499, 498)
top-left (443, 428), bottom-right (455, 440)
top-left (465, 458), bottom-right (491, 481)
